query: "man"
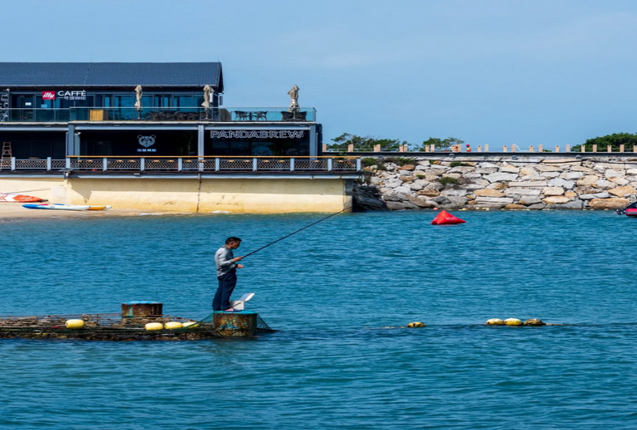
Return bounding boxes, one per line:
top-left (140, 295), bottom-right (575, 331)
top-left (213, 237), bottom-right (244, 312)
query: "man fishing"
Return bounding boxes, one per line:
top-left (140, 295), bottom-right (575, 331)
top-left (213, 237), bottom-right (244, 312)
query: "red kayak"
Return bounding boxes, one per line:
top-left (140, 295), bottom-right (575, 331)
top-left (0, 193), bottom-right (45, 202)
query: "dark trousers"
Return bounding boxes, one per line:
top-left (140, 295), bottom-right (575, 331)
top-left (213, 270), bottom-right (237, 311)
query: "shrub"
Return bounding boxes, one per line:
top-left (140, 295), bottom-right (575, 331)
top-left (361, 157), bottom-right (379, 167)
top-left (438, 176), bottom-right (459, 185)
top-left (449, 161), bottom-right (469, 167)
top-left (416, 174), bottom-right (426, 179)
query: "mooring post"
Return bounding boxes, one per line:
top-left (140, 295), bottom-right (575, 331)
top-left (213, 311), bottom-right (257, 337)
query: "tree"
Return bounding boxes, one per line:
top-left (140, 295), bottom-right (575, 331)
top-left (327, 133), bottom-right (410, 152)
top-left (571, 133), bottom-right (637, 152)
top-left (417, 137), bottom-right (464, 152)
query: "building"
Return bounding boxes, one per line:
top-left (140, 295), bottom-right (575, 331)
top-left (0, 62), bottom-right (359, 213)
top-left (0, 62), bottom-right (320, 160)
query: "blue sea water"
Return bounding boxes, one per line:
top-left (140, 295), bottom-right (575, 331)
top-left (1, 210), bottom-right (637, 429)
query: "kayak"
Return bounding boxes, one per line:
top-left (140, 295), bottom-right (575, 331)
top-left (0, 193), bottom-right (45, 203)
top-left (22, 203), bottom-right (111, 211)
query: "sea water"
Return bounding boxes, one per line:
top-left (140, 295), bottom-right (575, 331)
top-left (1, 211), bottom-right (636, 429)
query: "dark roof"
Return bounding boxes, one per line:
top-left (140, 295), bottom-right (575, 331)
top-left (0, 62), bottom-right (223, 91)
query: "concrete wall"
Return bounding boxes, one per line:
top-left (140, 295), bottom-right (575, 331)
top-left (0, 177), bottom-right (352, 213)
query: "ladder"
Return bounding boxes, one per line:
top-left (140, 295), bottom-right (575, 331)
top-left (0, 142), bottom-right (12, 170)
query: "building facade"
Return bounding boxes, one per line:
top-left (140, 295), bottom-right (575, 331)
top-left (0, 62), bottom-right (320, 160)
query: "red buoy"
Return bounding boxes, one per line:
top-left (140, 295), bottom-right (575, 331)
top-left (431, 210), bottom-right (466, 225)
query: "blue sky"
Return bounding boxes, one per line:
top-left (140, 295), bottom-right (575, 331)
top-left (6, 0), bottom-right (637, 149)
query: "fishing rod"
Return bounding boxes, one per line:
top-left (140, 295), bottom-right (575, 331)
top-left (241, 206), bottom-right (351, 259)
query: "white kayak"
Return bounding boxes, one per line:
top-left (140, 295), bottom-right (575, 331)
top-left (22, 203), bottom-right (111, 211)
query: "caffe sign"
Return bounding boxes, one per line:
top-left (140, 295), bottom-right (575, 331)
top-left (42, 90), bottom-right (87, 101)
top-left (211, 130), bottom-right (305, 139)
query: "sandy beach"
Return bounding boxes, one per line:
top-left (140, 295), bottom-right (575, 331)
top-left (0, 204), bottom-right (191, 220)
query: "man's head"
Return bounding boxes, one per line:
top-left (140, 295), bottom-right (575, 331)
top-left (225, 237), bottom-right (242, 249)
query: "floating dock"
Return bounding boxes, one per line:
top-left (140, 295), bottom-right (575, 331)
top-left (0, 302), bottom-right (274, 341)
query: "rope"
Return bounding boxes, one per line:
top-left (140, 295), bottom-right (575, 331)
top-left (242, 207), bottom-right (350, 259)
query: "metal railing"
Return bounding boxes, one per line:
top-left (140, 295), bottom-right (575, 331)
top-left (0, 156), bottom-right (361, 173)
top-left (0, 107), bottom-right (317, 123)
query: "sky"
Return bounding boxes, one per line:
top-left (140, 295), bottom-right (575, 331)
top-left (5, 0), bottom-right (637, 150)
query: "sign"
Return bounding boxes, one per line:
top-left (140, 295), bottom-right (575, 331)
top-left (137, 135), bottom-right (157, 153)
top-left (211, 130), bottom-right (305, 139)
top-left (42, 90), bottom-right (87, 101)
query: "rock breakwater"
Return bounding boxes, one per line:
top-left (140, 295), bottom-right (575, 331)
top-left (355, 155), bottom-right (637, 211)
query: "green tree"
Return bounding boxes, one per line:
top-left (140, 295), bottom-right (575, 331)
top-left (418, 137), bottom-right (464, 152)
top-left (571, 133), bottom-right (637, 152)
top-left (327, 133), bottom-right (409, 152)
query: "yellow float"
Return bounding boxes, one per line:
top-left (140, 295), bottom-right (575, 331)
top-left (145, 322), bottom-right (164, 331)
top-left (65, 319), bottom-right (85, 329)
top-left (407, 322), bottom-right (425, 328)
top-left (486, 319), bottom-right (504, 325)
top-left (504, 318), bottom-right (523, 326)
top-left (182, 321), bottom-right (198, 328)
top-left (164, 322), bottom-right (184, 330)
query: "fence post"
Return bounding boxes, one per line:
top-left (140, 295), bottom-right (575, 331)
top-left (477, 145), bottom-right (482, 152)
top-left (592, 144), bottom-right (597, 153)
top-left (140, 158), bottom-right (145, 171)
top-left (511, 144), bottom-right (516, 152)
top-left (555, 145), bottom-right (560, 153)
top-left (178, 158), bottom-right (183, 171)
top-left (347, 144), bottom-right (354, 152)
top-left (529, 146), bottom-right (534, 152)
top-left (356, 158), bottom-right (362, 171)
top-left (11, 157), bottom-right (15, 171)
top-left (47, 157), bottom-right (52, 171)
top-left (215, 157), bottom-right (220, 171)
top-left (503, 145), bottom-right (508, 152)
top-left (581, 145), bottom-right (586, 153)
top-left (103, 158), bottom-right (108, 171)
top-left (430, 145), bottom-right (435, 152)
top-left (253, 158), bottom-right (258, 171)
top-left (620, 144), bottom-right (625, 153)
top-left (607, 145), bottom-right (612, 153)
top-left (322, 144), bottom-right (327, 152)
top-left (290, 158), bottom-right (295, 172)
top-left (484, 144), bottom-right (489, 152)
top-left (327, 158), bottom-right (333, 171)
top-left (539, 144), bottom-right (543, 152)
top-left (373, 144), bottom-right (381, 152)
top-left (66, 157), bottom-right (71, 169)
top-left (565, 145), bottom-right (570, 152)
top-left (634, 145), bottom-right (637, 153)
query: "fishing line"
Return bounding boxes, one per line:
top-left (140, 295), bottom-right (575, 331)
top-left (241, 206), bottom-right (351, 259)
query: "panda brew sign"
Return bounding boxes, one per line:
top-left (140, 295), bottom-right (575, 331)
top-left (211, 130), bottom-right (305, 139)
top-left (137, 135), bottom-right (157, 152)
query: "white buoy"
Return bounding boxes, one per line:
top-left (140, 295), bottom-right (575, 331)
top-left (486, 318), bottom-right (504, 325)
top-left (182, 321), bottom-right (198, 328)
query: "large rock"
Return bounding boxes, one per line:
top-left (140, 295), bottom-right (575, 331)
top-left (535, 164), bottom-right (562, 172)
top-left (441, 188), bottom-right (468, 197)
top-left (394, 186), bottom-right (412, 195)
top-left (518, 196), bottom-right (543, 205)
top-left (406, 195), bottom-right (436, 208)
top-left (504, 187), bottom-right (542, 196)
top-left (542, 187), bottom-right (565, 196)
top-left (417, 189), bottom-right (440, 197)
top-left (475, 167), bottom-right (498, 174)
top-left (505, 204), bottom-right (526, 210)
top-left (386, 200), bottom-right (418, 210)
top-left (604, 169), bottom-right (625, 179)
top-left (408, 182), bottom-right (423, 191)
top-left (561, 172), bottom-right (583, 180)
top-left (576, 175), bottom-right (599, 186)
top-left (542, 196), bottom-right (570, 204)
top-left (595, 179), bottom-right (614, 189)
top-left (475, 197), bottom-right (514, 205)
top-left (547, 200), bottom-right (583, 210)
top-left (540, 172), bottom-right (561, 178)
top-left (500, 166), bottom-right (520, 173)
top-left (548, 178), bottom-right (575, 189)
top-left (608, 186), bottom-right (636, 197)
top-left (589, 198), bottom-right (629, 209)
top-left (384, 178), bottom-right (402, 188)
top-left (520, 167), bottom-right (539, 176)
top-left (400, 164), bottom-right (415, 171)
top-left (610, 177), bottom-right (630, 186)
top-left (508, 181), bottom-right (548, 187)
top-left (484, 173), bottom-right (518, 182)
top-left (474, 188), bottom-right (505, 197)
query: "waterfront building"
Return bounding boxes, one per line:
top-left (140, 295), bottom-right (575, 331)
top-left (0, 62), bottom-right (320, 159)
top-left (0, 62), bottom-right (358, 213)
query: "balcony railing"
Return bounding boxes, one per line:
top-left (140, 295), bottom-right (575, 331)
top-left (0, 156), bottom-right (360, 173)
top-left (0, 107), bottom-right (316, 123)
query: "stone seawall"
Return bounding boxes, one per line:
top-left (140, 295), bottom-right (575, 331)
top-left (355, 155), bottom-right (637, 211)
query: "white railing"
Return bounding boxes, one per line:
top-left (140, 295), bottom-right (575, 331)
top-left (0, 157), bottom-right (362, 173)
